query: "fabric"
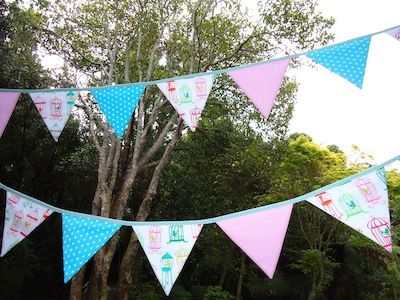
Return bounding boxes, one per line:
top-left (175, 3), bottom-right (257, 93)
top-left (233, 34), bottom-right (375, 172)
top-left (91, 85), bottom-right (145, 138)
top-left (1, 192), bottom-right (52, 257)
top-left (229, 59), bottom-right (290, 120)
top-left (29, 91), bottom-right (78, 141)
top-left (62, 214), bottom-right (121, 283)
top-left (157, 75), bottom-right (214, 131)
top-left (386, 26), bottom-right (400, 41)
top-left (132, 224), bottom-right (203, 295)
top-left (0, 92), bottom-right (20, 138)
top-left (306, 169), bottom-right (392, 251)
top-left (217, 205), bottom-right (293, 279)
top-left (306, 36), bottom-right (371, 88)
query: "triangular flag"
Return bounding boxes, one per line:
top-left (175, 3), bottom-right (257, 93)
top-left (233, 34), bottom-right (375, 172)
top-left (386, 26), bottom-right (400, 41)
top-left (217, 205), bottom-right (293, 279)
top-left (62, 214), bottom-right (121, 283)
top-left (228, 59), bottom-right (290, 120)
top-left (1, 192), bottom-right (52, 257)
top-left (157, 75), bottom-right (214, 131)
top-left (91, 85), bottom-right (145, 138)
top-left (0, 92), bottom-right (20, 138)
top-left (132, 224), bottom-right (203, 295)
top-left (306, 169), bottom-right (392, 251)
top-left (29, 91), bottom-right (78, 141)
top-left (306, 36), bottom-right (371, 88)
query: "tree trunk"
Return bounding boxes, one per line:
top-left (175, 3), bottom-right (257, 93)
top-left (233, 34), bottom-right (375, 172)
top-left (113, 120), bottom-right (183, 299)
top-left (70, 266), bottom-right (86, 300)
top-left (235, 253), bottom-right (246, 300)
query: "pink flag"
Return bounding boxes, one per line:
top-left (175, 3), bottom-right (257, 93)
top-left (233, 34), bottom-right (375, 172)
top-left (228, 59), bottom-right (290, 120)
top-left (0, 92), bottom-right (20, 138)
top-left (217, 204), bottom-right (293, 279)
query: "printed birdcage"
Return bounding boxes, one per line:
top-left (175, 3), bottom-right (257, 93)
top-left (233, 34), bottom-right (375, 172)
top-left (175, 248), bottom-right (189, 270)
top-left (338, 193), bottom-right (366, 219)
top-left (42, 209), bottom-right (51, 221)
top-left (10, 211), bottom-right (24, 234)
top-left (179, 85), bottom-right (193, 104)
top-left (166, 81), bottom-right (178, 103)
top-left (149, 226), bottom-right (162, 252)
top-left (191, 224), bottom-right (202, 238)
top-left (50, 97), bottom-right (62, 119)
top-left (7, 194), bottom-right (20, 206)
top-left (34, 96), bottom-right (47, 119)
top-left (195, 77), bottom-right (207, 98)
top-left (376, 168), bottom-right (387, 184)
top-left (168, 225), bottom-right (186, 243)
top-left (190, 108), bottom-right (202, 129)
top-left (355, 178), bottom-right (380, 208)
top-left (315, 192), bottom-right (343, 219)
top-left (66, 91), bottom-right (75, 107)
top-left (367, 217), bottom-right (392, 250)
top-left (20, 209), bottom-right (38, 237)
top-left (161, 252), bottom-right (173, 288)
top-left (396, 30), bottom-right (400, 40)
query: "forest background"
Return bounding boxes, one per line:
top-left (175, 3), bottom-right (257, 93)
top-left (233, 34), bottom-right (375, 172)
top-left (0, 0), bottom-right (399, 300)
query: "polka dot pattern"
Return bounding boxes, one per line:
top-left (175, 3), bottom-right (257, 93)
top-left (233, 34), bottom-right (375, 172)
top-left (91, 85), bottom-right (145, 138)
top-left (307, 36), bottom-right (371, 88)
top-left (62, 214), bottom-right (121, 283)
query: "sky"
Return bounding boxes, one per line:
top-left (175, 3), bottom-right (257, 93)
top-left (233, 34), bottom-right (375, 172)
top-left (287, 0), bottom-right (400, 164)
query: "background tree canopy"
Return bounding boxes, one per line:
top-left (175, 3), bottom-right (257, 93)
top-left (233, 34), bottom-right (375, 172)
top-left (0, 0), bottom-right (399, 300)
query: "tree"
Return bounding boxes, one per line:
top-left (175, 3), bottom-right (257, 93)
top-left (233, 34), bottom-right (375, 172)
top-left (23, 0), bottom-right (334, 299)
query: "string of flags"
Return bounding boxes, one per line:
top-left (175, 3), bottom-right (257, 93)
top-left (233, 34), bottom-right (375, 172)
top-left (0, 154), bottom-right (397, 295)
top-left (0, 25), bottom-right (399, 140)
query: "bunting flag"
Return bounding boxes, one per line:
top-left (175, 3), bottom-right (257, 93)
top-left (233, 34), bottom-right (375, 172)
top-left (306, 169), bottom-right (392, 251)
top-left (29, 91), bottom-right (78, 141)
top-left (228, 59), bottom-right (290, 120)
top-left (306, 36), bottom-right (371, 88)
top-left (132, 224), bottom-right (203, 295)
top-left (157, 75), bottom-right (214, 131)
top-left (91, 85), bottom-right (145, 138)
top-left (0, 92), bottom-right (20, 138)
top-left (62, 214), bottom-right (121, 283)
top-left (386, 26), bottom-right (400, 41)
top-left (1, 192), bottom-right (52, 257)
top-left (217, 205), bottom-right (293, 279)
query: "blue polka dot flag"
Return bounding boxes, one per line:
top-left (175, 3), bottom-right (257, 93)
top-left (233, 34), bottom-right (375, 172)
top-left (306, 36), bottom-right (371, 89)
top-left (91, 85), bottom-right (145, 138)
top-left (62, 213), bottom-right (121, 283)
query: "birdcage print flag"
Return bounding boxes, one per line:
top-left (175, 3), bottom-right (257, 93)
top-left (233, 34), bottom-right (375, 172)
top-left (386, 26), bottom-right (400, 41)
top-left (228, 58), bottom-right (290, 120)
top-left (0, 92), bottom-right (20, 139)
top-left (217, 205), bottom-right (293, 279)
top-left (132, 224), bottom-right (203, 295)
top-left (306, 36), bottom-right (371, 88)
top-left (306, 169), bottom-right (392, 251)
top-left (156, 75), bottom-right (214, 131)
top-left (91, 85), bottom-right (145, 138)
top-left (29, 91), bottom-right (78, 141)
top-left (1, 192), bottom-right (53, 257)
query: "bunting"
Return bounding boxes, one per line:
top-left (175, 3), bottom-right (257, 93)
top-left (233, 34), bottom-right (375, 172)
top-left (306, 169), bottom-right (392, 251)
top-left (1, 192), bottom-right (52, 257)
top-left (157, 75), bottom-right (214, 131)
top-left (132, 224), bottom-right (203, 295)
top-left (386, 26), bottom-right (400, 41)
top-left (0, 92), bottom-right (20, 138)
top-left (62, 213), bottom-right (121, 282)
top-left (228, 59), bottom-right (290, 120)
top-left (91, 85), bottom-right (145, 138)
top-left (29, 91), bottom-right (78, 141)
top-left (306, 36), bottom-right (371, 88)
top-left (217, 205), bottom-right (293, 279)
